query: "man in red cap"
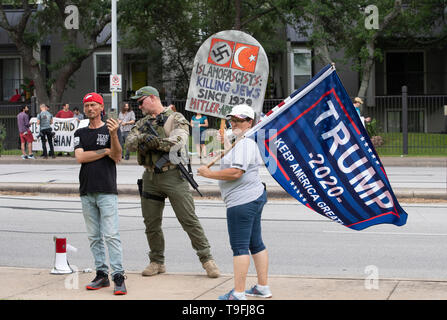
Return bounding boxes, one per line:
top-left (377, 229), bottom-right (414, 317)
top-left (74, 92), bottom-right (127, 295)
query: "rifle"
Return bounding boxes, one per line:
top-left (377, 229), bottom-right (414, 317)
top-left (139, 119), bottom-right (203, 197)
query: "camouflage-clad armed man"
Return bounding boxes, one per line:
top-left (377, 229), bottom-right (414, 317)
top-left (126, 86), bottom-right (220, 278)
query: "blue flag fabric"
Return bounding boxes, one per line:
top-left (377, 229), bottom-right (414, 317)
top-left (246, 64), bottom-right (408, 230)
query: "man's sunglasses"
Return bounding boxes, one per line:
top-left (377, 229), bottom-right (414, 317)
top-left (138, 96), bottom-right (149, 106)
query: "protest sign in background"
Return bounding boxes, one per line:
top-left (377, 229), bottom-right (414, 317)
top-left (246, 64), bottom-right (408, 231)
top-left (186, 30), bottom-right (269, 120)
top-left (30, 117), bottom-right (79, 152)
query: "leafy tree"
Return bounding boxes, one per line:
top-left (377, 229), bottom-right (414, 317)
top-left (119, 0), bottom-right (288, 98)
top-left (287, 0), bottom-right (404, 101)
top-left (0, 0), bottom-right (111, 104)
top-left (287, 0), bottom-right (447, 102)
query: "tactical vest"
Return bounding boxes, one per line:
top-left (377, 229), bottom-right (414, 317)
top-left (137, 108), bottom-right (176, 167)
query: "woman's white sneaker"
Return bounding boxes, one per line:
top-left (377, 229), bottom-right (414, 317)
top-left (245, 285), bottom-right (272, 298)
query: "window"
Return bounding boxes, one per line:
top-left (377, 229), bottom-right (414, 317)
top-left (95, 53), bottom-right (111, 94)
top-left (386, 52), bottom-right (424, 95)
top-left (291, 48), bottom-right (312, 92)
top-left (0, 57), bottom-right (21, 101)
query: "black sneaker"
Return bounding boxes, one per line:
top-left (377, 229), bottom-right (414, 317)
top-left (86, 270), bottom-right (110, 290)
top-left (113, 273), bottom-right (127, 295)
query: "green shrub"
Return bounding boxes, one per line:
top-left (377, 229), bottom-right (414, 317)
top-left (0, 122), bottom-right (6, 155)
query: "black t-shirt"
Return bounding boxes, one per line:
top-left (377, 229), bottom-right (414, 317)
top-left (74, 124), bottom-right (121, 196)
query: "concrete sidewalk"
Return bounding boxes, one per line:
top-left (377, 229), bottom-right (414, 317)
top-left (1, 154), bottom-right (446, 166)
top-left (0, 155), bottom-right (445, 199)
top-left (1, 266), bottom-right (447, 300)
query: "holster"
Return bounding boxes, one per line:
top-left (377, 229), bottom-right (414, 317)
top-left (137, 179), bottom-right (143, 197)
top-left (137, 178), bottom-right (166, 202)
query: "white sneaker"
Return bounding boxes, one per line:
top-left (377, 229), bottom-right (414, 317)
top-left (21, 155), bottom-right (28, 160)
top-left (245, 285), bottom-right (272, 298)
top-left (27, 154), bottom-right (35, 159)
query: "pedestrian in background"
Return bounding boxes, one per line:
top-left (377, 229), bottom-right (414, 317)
top-left (55, 103), bottom-right (75, 156)
top-left (36, 104), bottom-right (55, 159)
top-left (118, 102), bottom-right (135, 160)
top-left (73, 106), bottom-right (84, 122)
top-left (353, 97), bottom-right (371, 126)
top-left (190, 113), bottom-right (208, 160)
top-left (198, 104), bottom-right (271, 300)
top-left (126, 85), bottom-right (220, 279)
top-left (17, 105), bottom-right (35, 160)
top-left (74, 92), bottom-right (127, 295)
top-left (55, 103), bottom-right (74, 118)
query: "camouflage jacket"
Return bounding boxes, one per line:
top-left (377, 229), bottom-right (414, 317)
top-left (126, 107), bottom-right (189, 166)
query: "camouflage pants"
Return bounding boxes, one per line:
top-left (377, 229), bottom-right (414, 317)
top-left (141, 168), bottom-right (213, 264)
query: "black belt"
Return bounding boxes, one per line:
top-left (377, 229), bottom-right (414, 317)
top-left (145, 164), bottom-right (177, 174)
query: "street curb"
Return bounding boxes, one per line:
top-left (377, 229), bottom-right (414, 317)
top-left (0, 155), bottom-right (446, 167)
top-left (0, 183), bottom-right (446, 200)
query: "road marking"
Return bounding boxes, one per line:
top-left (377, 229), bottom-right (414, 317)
top-left (323, 230), bottom-right (447, 237)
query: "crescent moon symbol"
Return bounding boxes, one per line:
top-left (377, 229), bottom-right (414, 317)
top-left (233, 46), bottom-right (249, 69)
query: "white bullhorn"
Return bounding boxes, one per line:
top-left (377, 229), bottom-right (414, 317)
top-left (50, 237), bottom-right (73, 275)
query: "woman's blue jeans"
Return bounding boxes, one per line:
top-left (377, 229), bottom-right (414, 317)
top-left (226, 190), bottom-right (267, 256)
top-left (81, 193), bottom-right (124, 276)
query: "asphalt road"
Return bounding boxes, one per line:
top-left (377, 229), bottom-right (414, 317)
top-left (0, 163), bottom-right (446, 190)
top-left (1, 194), bottom-right (447, 281)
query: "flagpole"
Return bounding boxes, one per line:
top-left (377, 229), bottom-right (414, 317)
top-left (205, 142), bottom-right (234, 168)
top-left (205, 64), bottom-right (337, 168)
top-left (205, 138), bottom-right (240, 168)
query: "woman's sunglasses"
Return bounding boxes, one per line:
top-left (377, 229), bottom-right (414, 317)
top-left (229, 117), bottom-right (247, 123)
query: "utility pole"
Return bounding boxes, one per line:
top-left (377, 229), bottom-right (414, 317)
top-left (110, 0), bottom-right (118, 114)
top-left (402, 85), bottom-right (408, 155)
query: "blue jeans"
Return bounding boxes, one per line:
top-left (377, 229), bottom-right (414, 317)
top-left (226, 190), bottom-right (267, 256)
top-left (81, 193), bottom-right (124, 276)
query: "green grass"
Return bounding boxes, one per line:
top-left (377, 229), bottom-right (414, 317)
top-left (2, 133), bottom-right (446, 156)
top-left (0, 149), bottom-right (22, 155)
top-left (0, 149), bottom-right (76, 156)
top-left (375, 132), bottom-right (447, 156)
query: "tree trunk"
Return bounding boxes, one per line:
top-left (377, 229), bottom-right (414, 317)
top-left (357, 0), bottom-right (402, 104)
top-left (314, 43), bottom-right (332, 65)
top-left (357, 41), bottom-right (375, 103)
top-left (234, 0), bottom-right (241, 30)
top-left (309, 5), bottom-right (332, 66)
top-left (357, 40), bottom-right (375, 114)
top-left (15, 41), bottom-right (50, 105)
top-left (49, 57), bottom-right (86, 105)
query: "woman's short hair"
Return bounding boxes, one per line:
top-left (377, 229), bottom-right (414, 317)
top-left (354, 97), bottom-right (363, 104)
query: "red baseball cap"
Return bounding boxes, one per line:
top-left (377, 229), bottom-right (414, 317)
top-left (83, 92), bottom-right (104, 105)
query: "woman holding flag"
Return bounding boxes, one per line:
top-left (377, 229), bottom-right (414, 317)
top-left (198, 104), bottom-right (271, 300)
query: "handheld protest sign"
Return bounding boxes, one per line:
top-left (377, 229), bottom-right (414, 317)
top-left (186, 30), bottom-right (269, 120)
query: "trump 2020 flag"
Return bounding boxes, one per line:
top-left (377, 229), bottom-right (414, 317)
top-left (246, 64), bottom-right (408, 230)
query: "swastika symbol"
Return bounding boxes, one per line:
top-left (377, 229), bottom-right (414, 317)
top-left (212, 44), bottom-right (231, 62)
top-left (209, 42), bottom-right (232, 66)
